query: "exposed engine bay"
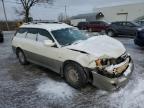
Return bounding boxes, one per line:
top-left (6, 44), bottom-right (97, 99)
top-left (96, 53), bottom-right (130, 78)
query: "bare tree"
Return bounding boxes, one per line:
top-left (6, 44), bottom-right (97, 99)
top-left (16, 0), bottom-right (53, 22)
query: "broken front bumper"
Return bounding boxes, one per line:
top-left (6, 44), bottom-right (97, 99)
top-left (91, 59), bottom-right (134, 91)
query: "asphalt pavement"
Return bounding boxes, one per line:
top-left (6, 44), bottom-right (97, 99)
top-left (0, 32), bottom-right (144, 108)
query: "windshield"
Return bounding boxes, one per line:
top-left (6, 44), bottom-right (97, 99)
top-left (51, 28), bottom-right (88, 46)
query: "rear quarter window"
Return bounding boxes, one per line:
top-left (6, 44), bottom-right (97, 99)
top-left (16, 28), bottom-right (27, 38)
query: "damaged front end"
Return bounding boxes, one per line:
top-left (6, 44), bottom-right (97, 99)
top-left (92, 53), bottom-right (134, 91)
top-left (96, 53), bottom-right (130, 78)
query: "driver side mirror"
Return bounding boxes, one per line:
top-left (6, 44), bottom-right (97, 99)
top-left (44, 40), bottom-right (55, 47)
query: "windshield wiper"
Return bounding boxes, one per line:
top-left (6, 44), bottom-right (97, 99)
top-left (62, 39), bottom-right (84, 47)
top-left (72, 40), bottom-right (83, 45)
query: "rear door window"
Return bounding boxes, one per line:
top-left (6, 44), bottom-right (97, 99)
top-left (26, 28), bottom-right (38, 41)
top-left (37, 29), bottom-right (54, 43)
top-left (99, 21), bottom-right (106, 26)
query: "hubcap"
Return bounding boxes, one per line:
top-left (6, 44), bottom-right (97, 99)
top-left (68, 69), bottom-right (79, 83)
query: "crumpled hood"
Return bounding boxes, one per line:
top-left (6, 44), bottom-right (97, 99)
top-left (65, 35), bottom-right (126, 58)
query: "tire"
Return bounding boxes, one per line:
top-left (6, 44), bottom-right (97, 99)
top-left (64, 62), bottom-right (88, 89)
top-left (0, 37), bottom-right (4, 43)
top-left (17, 49), bottom-right (28, 65)
top-left (107, 30), bottom-right (115, 37)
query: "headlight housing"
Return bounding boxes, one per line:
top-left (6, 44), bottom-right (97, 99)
top-left (95, 53), bottom-right (128, 67)
top-left (95, 58), bottom-right (113, 67)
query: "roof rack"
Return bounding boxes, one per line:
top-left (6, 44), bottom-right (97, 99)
top-left (25, 20), bottom-right (63, 24)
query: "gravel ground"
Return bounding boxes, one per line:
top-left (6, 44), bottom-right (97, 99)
top-left (0, 32), bottom-right (144, 108)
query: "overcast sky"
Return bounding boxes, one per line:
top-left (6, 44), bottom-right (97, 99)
top-left (0, 0), bottom-right (144, 21)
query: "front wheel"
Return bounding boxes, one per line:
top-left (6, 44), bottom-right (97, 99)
top-left (107, 30), bottom-right (115, 37)
top-left (64, 62), bottom-right (88, 89)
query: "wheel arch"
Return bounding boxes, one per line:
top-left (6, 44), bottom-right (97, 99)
top-left (60, 60), bottom-right (92, 81)
top-left (16, 47), bottom-right (23, 56)
top-left (61, 60), bottom-right (81, 76)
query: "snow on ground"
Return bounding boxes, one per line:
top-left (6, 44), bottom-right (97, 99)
top-left (37, 78), bottom-right (75, 99)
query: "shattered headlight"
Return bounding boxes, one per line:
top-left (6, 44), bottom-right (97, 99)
top-left (95, 52), bottom-right (128, 67)
top-left (95, 58), bottom-right (113, 67)
top-left (95, 53), bottom-right (130, 78)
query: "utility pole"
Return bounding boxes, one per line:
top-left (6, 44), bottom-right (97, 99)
top-left (65, 5), bottom-right (67, 20)
top-left (2, 0), bottom-right (9, 31)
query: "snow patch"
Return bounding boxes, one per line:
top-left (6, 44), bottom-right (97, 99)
top-left (109, 77), bottom-right (144, 108)
top-left (37, 79), bottom-right (75, 99)
top-left (121, 78), bottom-right (144, 108)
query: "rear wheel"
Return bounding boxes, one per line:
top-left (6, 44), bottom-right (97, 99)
top-left (64, 62), bottom-right (88, 89)
top-left (17, 49), bottom-right (28, 65)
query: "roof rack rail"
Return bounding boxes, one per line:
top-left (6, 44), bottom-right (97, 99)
top-left (26, 20), bottom-right (62, 24)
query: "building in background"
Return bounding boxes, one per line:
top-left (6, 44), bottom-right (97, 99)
top-left (70, 2), bottom-right (144, 26)
top-left (70, 12), bottom-right (104, 26)
top-left (93, 2), bottom-right (144, 23)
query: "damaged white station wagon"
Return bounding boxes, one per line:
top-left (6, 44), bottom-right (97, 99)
top-left (12, 22), bottom-right (134, 91)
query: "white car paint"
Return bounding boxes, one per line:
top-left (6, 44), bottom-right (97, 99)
top-left (65, 35), bottom-right (126, 58)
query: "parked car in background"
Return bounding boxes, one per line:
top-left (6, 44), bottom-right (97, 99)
top-left (77, 22), bottom-right (88, 30)
top-left (106, 21), bottom-right (144, 37)
top-left (87, 21), bottom-right (109, 32)
top-left (134, 30), bottom-right (144, 47)
top-left (70, 19), bottom-right (86, 27)
top-left (12, 22), bottom-right (134, 91)
top-left (0, 30), bottom-right (4, 43)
